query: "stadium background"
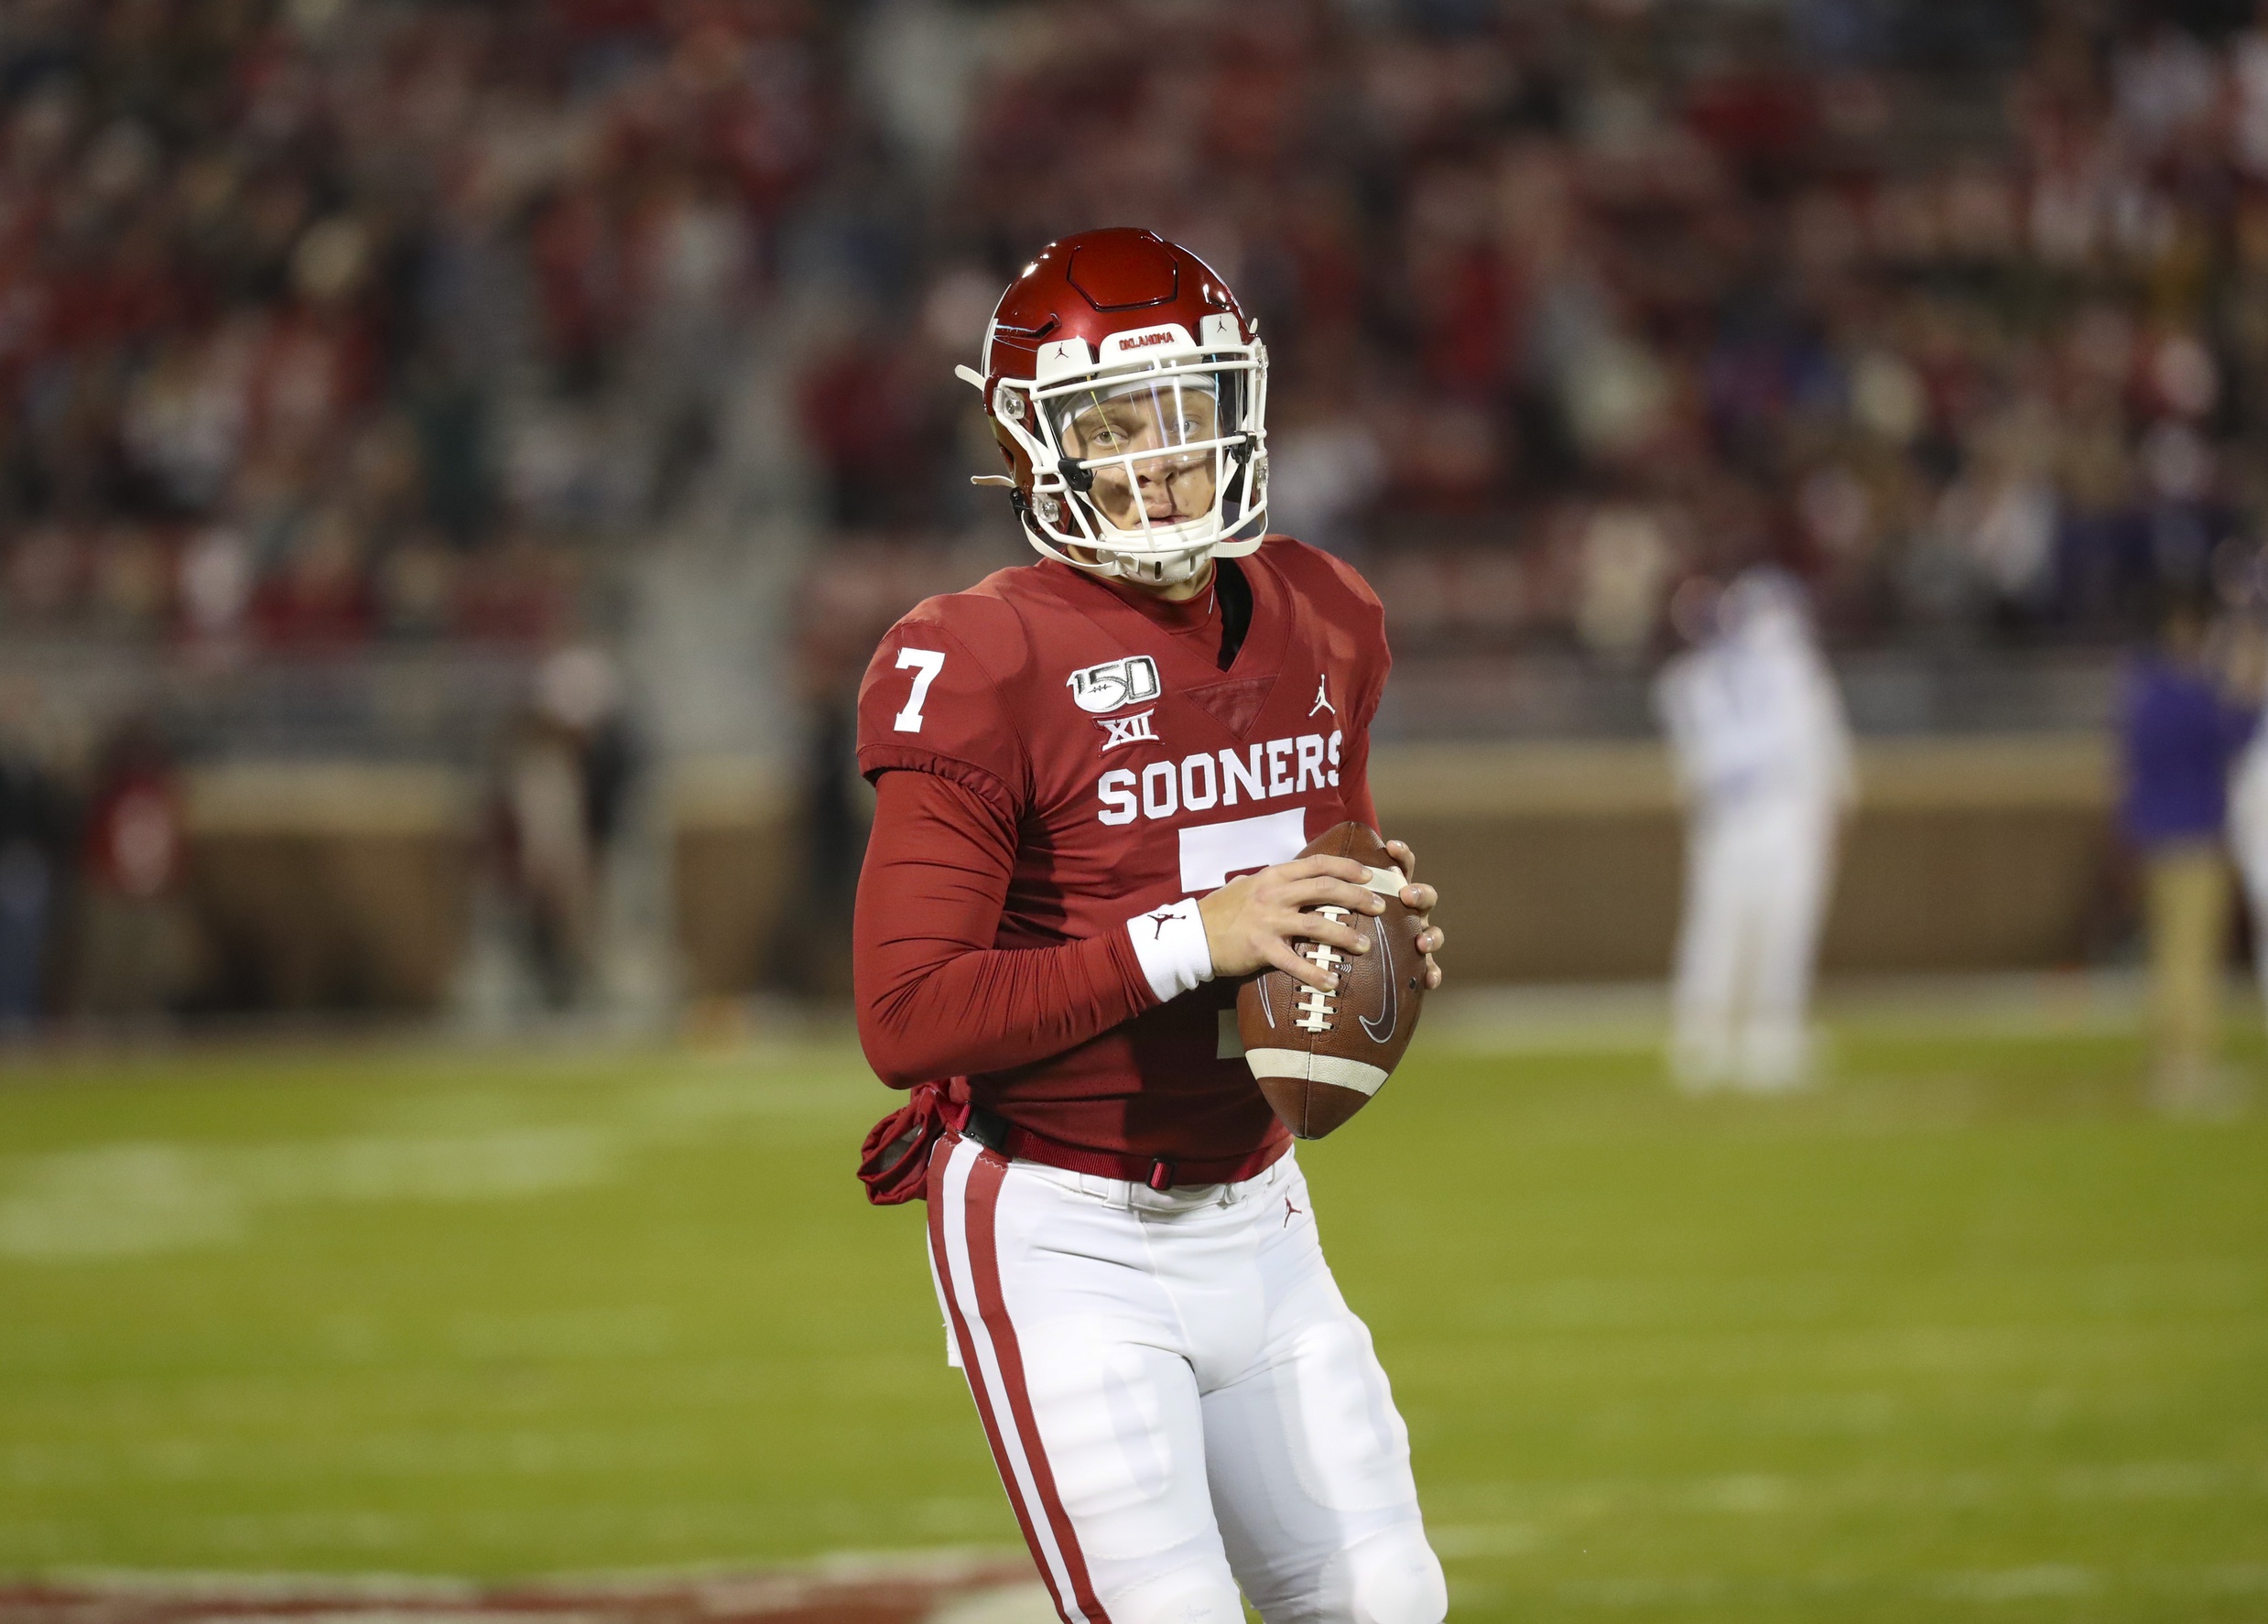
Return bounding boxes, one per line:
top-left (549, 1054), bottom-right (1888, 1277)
top-left (2, 3), bottom-right (2264, 1622)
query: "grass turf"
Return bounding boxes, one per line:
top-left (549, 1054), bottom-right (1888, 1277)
top-left (0, 1020), bottom-right (2263, 1622)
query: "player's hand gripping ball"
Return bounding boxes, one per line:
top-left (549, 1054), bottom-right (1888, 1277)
top-left (1236, 822), bottom-right (1428, 1139)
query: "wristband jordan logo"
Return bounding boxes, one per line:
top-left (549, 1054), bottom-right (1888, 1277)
top-left (1068, 655), bottom-right (1163, 715)
top-left (1143, 907), bottom-right (1180, 939)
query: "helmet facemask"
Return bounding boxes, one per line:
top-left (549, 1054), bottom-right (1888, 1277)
top-left (978, 318), bottom-right (1269, 585)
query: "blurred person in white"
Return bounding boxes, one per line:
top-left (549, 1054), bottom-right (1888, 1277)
top-left (490, 647), bottom-right (636, 1012)
top-left (1655, 568), bottom-right (1854, 1092)
top-left (2212, 601), bottom-right (2268, 1089)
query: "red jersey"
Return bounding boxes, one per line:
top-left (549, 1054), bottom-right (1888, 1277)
top-left (852, 536), bottom-right (1389, 1172)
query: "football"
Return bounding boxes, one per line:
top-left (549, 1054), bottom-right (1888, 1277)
top-left (1237, 821), bottom-right (1427, 1139)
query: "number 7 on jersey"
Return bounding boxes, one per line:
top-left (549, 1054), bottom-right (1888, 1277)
top-left (892, 648), bottom-right (946, 733)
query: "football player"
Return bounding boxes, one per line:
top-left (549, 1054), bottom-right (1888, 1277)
top-left (1655, 568), bottom-right (1852, 1092)
top-left (853, 229), bottom-right (1448, 1624)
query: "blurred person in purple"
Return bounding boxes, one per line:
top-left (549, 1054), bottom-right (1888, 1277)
top-left (1655, 568), bottom-right (1854, 1093)
top-left (2122, 596), bottom-right (2253, 1114)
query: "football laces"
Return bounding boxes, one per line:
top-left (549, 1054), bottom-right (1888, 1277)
top-left (1295, 905), bottom-right (1351, 1034)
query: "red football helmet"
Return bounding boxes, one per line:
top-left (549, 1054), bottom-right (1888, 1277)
top-left (958, 228), bottom-right (1269, 586)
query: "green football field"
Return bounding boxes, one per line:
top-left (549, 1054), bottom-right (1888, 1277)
top-left (2, 1011), bottom-right (2264, 1622)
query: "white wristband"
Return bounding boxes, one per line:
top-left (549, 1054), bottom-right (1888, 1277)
top-left (1126, 898), bottom-right (1214, 1003)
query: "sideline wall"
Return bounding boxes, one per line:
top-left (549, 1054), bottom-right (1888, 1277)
top-left (1371, 737), bottom-right (2114, 980)
top-left (170, 737), bottom-right (2114, 1010)
top-left (185, 763), bottom-right (472, 1010)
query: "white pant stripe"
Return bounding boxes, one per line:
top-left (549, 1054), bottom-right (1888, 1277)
top-left (938, 1140), bottom-right (1090, 1624)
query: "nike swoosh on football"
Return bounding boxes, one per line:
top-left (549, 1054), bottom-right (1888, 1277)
top-left (1360, 919), bottom-right (1396, 1043)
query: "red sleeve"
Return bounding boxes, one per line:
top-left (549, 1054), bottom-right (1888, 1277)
top-left (1290, 537), bottom-right (1388, 836)
top-left (1343, 742), bottom-right (1380, 833)
top-left (854, 768), bottom-right (1159, 1088)
top-left (856, 612), bottom-right (1030, 818)
top-left (1339, 630), bottom-right (1382, 836)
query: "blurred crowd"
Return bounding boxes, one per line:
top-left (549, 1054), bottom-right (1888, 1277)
top-left (0, 0), bottom-right (826, 650)
top-left (10, 1), bottom-right (2268, 669)
top-left (824, 0), bottom-right (2268, 661)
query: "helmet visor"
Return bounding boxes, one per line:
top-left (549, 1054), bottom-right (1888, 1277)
top-left (1049, 372), bottom-right (1243, 537)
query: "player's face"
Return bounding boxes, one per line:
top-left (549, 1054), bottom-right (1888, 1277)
top-left (1058, 384), bottom-right (1220, 533)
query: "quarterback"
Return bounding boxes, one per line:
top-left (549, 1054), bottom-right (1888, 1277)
top-left (852, 229), bottom-right (1449, 1624)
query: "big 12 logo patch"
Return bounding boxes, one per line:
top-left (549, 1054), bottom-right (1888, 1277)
top-left (1067, 655), bottom-right (1162, 715)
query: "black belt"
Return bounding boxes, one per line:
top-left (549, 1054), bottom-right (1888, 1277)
top-left (960, 1103), bottom-right (1285, 1192)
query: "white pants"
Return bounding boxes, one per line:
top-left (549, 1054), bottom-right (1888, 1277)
top-left (1671, 794), bottom-right (1838, 1091)
top-left (925, 1136), bottom-right (1446, 1624)
top-left (2232, 751), bottom-right (2268, 1019)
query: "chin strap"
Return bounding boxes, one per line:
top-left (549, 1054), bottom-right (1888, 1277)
top-left (1021, 524), bottom-right (1210, 585)
top-left (1011, 491), bottom-right (1212, 584)
top-left (1113, 551), bottom-right (1202, 587)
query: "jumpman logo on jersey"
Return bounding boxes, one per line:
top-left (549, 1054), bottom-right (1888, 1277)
top-left (1144, 907), bottom-right (1179, 939)
top-left (1308, 676), bottom-right (1335, 718)
top-left (1284, 1194), bottom-right (1303, 1227)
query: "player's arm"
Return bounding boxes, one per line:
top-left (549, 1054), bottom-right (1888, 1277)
top-left (853, 769), bottom-right (1170, 1086)
top-left (856, 769), bottom-right (1403, 1080)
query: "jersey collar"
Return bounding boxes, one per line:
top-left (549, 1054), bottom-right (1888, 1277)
top-left (1032, 549), bottom-right (1292, 689)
